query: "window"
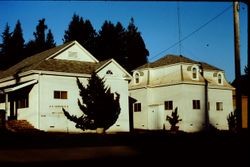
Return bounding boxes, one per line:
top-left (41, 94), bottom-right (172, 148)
top-left (134, 103), bottom-right (141, 112)
top-left (68, 51), bottom-right (78, 58)
top-left (218, 73), bottom-right (222, 84)
top-left (106, 70), bottom-right (113, 75)
top-left (192, 67), bottom-right (198, 79)
top-left (54, 91), bottom-right (67, 99)
top-left (17, 97), bottom-right (29, 109)
top-left (164, 101), bottom-right (173, 110)
top-left (216, 102), bottom-right (223, 111)
top-left (193, 100), bottom-right (200, 109)
top-left (135, 72), bottom-right (140, 84)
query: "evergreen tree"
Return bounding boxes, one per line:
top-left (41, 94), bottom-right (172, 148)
top-left (34, 18), bottom-right (47, 48)
top-left (63, 14), bottom-right (97, 54)
top-left (25, 18), bottom-right (55, 57)
top-left (45, 29), bottom-right (56, 49)
top-left (95, 21), bottom-right (126, 63)
top-left (166, 107), bottom-right (182, 131)
top-left (0, 23), bottom-right (12, 70)
top-left (232, 65), bottom-right (249, 96)
top-left (10, 20), bottom-right (25, 62)
top-left (227, 110), bottom-right (237, 132)
top-left (62, 72), bottom-right (121, 132)
top-left (125, 18), bottom-right (149, 72)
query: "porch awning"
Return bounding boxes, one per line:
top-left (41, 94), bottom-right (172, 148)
top-left (4, 80), bottom-right (38, 93)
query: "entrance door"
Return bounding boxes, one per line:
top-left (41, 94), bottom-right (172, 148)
top-left (148, 105), bottom-right (164, 130)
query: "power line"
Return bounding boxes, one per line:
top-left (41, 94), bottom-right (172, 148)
top-left (149, 4), bottom-right (233, 61)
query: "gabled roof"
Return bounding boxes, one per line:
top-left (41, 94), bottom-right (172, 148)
top-left (137, 54), bottom-right (222, 71)
top-left (33, 59), bottom-right (109, 74)
top-left (0, 41), bottom-right (73, 79)
top-left (0, 41), bottom-right (126, 80)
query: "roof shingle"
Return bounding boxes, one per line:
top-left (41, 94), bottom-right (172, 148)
top-left (137, 54), bottom-right (221, 71)
top-left (0, 41), bottom-right (109, 79)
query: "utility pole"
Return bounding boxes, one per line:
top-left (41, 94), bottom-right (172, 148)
top-left (233, 1), bottom-right (242, 131)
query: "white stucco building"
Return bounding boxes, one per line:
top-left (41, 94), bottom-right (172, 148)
top-left (129, 54), bottom-right (234, 132)
top-left (0, 41), bottom-right (132, 132)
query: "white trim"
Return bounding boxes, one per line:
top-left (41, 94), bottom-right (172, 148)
top-left (32, 70), bottom-right (91, 78)
top-left (4, 80), bottom-right (38, 93)
top-left (46, 41), bottom-right (99, 63)
top-left (96, 59), bottom-right (132, 80)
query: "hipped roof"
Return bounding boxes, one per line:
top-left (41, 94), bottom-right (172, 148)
top-left (137, 54), bottom-right (222, 71)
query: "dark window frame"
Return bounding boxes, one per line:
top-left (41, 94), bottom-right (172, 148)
top-left (216, 102), bottom-right (223, 111)
top-left (134, 103), bottom-right (141, 112)
top-left (192, 67), bottom-right (198, 79)
top-left (54, 91), bottom-right (68, 99)
top-left (17, 96), bottom-right (29, 109)
top-left (164, 101), bottom-right (173, 110)
top-left (192, 100), bottom-right (200, 109)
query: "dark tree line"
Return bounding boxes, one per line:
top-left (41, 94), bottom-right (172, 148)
top-left (0, 19), bottom-right (56, 70)
top-left (0, 14), bottom-right (149, 73)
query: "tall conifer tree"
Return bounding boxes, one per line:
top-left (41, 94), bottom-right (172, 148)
top-left (11, 20), bottom-right (25, 62)
top-left (63, 14), bottom-right (96, 54)
top-left (25, 18), bottom-right (55, 57)
top-left (0, 23), bottom-right (12, 70)
top-left (125, 18), bottom-right (149, 72)
top-left (62, 73), bottom-right (121, 132)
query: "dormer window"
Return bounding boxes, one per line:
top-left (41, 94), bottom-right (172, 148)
top-left (217, 73), bottom-right (223, 85)
top-left (192, 67), bottom-right (198, 79)
top-left (134, 72), bottom-right (140, 84)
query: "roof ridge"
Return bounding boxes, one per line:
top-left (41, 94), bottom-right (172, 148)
top-left (136, 54), bottom-right (221, 71)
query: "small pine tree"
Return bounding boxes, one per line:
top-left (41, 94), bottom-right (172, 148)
top-left (62, 72), bottom-right (121, 132)
top-left (166, 107), bottom-right (182, 131)
top-left (227, 110), bottom-right (237, 132)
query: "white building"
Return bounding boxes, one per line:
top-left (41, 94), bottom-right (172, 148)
top-left (0, 41), bottom-right (132, 133)
top-left (129, 54), bottom-right (234, 132)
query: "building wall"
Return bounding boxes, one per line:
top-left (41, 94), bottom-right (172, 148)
top-left (17, 83), bottom-right (39, 128)
top-left (150, 84), bottom-right (206, 132)
top-left (129, 70), bottom-right (234, 132)
top-left (208, 88), bottom-right (233, 130)
top-left (129, 88), bottom-right (149, 129)
top-left (37, 70), bottom-right (130, 133)
top-left (37, 74), bottom-right (82, 132)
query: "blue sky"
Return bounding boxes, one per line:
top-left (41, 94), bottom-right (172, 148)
top-left (0, 1), bottom-right (248, 82)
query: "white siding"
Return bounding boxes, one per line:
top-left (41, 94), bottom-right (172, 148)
top-left (36, 71), bottom-right (130, 133)
top-left (129, 62), bottom-right (234, 132)
top-left (54, 44), bottom-right (97, 62)
top-left (38, 74), bottom-right (84, 132)
top-left (18, 83), bottom-right (39, 128)
top-left (208, 88), bottom-right (233, 130)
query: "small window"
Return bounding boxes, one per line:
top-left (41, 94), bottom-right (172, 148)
top-left (216, 102), bottom-right (223, 111)
top-left (164, 101), bottom-right (173, 110)
top-left (134, 103), bottom-right (141, 112)
top-left (54, 91), bottom-right (68, 99)
top-left (17, 97), bottom-right (29, 109)
top-left (218, 74), bottom-right (222, 84)
top-left (193, 100), bottom-right (200, 109)
top-left (68, 51), bottom-right (78, 58)
top-left (192, 67), bottom-right (198, 79)
top-left (135, 72), bottom-right (140, 84)
top-left (106, 70), bottom-right (113, 75)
